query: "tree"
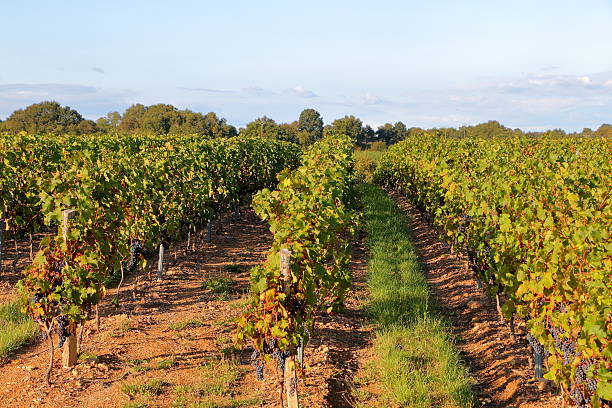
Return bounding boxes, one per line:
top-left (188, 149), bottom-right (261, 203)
top-left (198, 112), bottom-right (238, 138)
top-left (325, 115), bottom-right (364, 144)
top-left (118, 104), bottom-right (147, 133)
top-left (95, 111), bottom-right (122, 132)
top-left (362, 125), bottom-right (375, 146)
top-left (76, 120), bottom-right (98, 134)
top-left (240, 116), bottom-right (296, 143)
top-left (1, 101), bottom-right (87, 134)
top-left (297, 109), bottom-right (323, 146)
top-left (138, 104), bottom-right (181, 135)
top-left (595, 124), bottom-right (612, 138)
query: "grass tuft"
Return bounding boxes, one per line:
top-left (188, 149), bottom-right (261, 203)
top-left (201, 276), bottom-right (234, 295)
top-left (169, 319), bottom-right (204, 331)
top-left (0, 298), bottom-right (39, 360)
top-left (121, 379), bottom-right (167, 398)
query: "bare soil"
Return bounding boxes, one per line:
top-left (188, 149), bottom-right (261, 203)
top-left (0, 207), bottom-right (373, 408)
top-left (388, 190), bottom-right (564, 408)
top-left (0, 190), bottom-right (568, 408)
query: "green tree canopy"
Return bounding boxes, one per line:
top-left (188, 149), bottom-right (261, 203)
top-left (118, 104), bottom-right (147, 133)
top-left (113, 104), bottom-right (237, 137)
top-left (96, 111), bottom-right (122, 132)
top-left (595, 124), bottom-right (612, 138)
top-left (297, 108), bottom-right (323, 146)
top-left (240, 116), bottom-right (297, 143)
top-left (1, 101), bottom-right (88, 134)
top-left (325, 115), bottom-right (365, 144)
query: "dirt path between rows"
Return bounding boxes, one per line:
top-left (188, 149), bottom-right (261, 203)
top-left (388, 190), bottom-right (563, 408)
top-left (0, 206), bottom-right (373, 408)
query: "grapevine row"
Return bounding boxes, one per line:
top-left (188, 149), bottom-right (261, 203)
top-left (375, 136), bottom-right (611, 407)
top-left (236, 134), bottom-right (356, 402)
top-left (0, 132), bottom-right (301, 382)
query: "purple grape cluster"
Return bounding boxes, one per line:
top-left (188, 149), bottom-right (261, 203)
top-left (526, 332), bottom-right (544, 355)
top-left (550, 326), bottom-right (577, 365)
top-left (56, 315), bottom-right (70, 348)
top-left (250, 350), bottom-right (265, 381)
top-left (570, 386), bottom-right (586, 408)
top-left (289, 375), bottom-right (298, 396)
top-left (126, 240), bottom-right (143, 272)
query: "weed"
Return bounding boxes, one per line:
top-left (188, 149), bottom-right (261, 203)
top-left (0, 299), bottom-right (39, 359)
top-left (201, 276), bottom-right (233, 295)
top-left (121, 379), bottom-right (167, 398)
top-left (169, 319), bottom-right (204, 331)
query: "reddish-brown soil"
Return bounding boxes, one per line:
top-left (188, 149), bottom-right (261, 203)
top-left (1, 232), bottom-right (50, 303)
top-left (0, 190), bottom-right (569, 408)
top-left (0, 207), bottom-right (373, 408)
top-left (388, 190), bottom-right (564, 408)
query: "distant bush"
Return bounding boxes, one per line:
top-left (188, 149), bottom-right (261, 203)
top-left (355, 155), bottom-right (377, 183)
top-left (370, 141), bottom-right (387, 151)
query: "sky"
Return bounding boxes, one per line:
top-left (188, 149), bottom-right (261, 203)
top-left (1, 0), bottom-right (611, 131)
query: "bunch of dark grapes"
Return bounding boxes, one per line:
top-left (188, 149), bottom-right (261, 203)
top-left (250, 350), bottom-right (265, 381)
top-left (576, 358), bottom-right (597, 392)
top-left (286, 297), bottom-right (305, 315)
top-left (458, 214), bottom-right (471, 234)
top-left (526, 332), bottom-right (544, 355)
top-left (127, 240), bottom-right (143, 272)
top-left (570, 385), bottom-right (587, 408)
top-left (263, 338), bottom-right (277, 354)
top-left (272, 347), bottom-right (291, 372)
top-left (56, 315), bottom-right (70, 348)
top-left (32, 292), bottom-right (44, 304)
top-left (550, 327), bottom-right (577, 365)
top-left (53, 260), bottom-right (65, 274)
top-left (289, 376), bottom-right (298, 396)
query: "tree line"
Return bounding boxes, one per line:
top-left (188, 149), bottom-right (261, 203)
top-left (1, 101), bottom-right (610, 147)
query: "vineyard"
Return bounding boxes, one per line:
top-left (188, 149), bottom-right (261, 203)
top-left (0, 131), bottom-right (610, 408)
top-left (376, 136), bottom-right (611, 408)
top-left (0, 132), bottom-right (301, 382)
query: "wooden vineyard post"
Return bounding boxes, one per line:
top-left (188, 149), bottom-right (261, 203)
top-left (157, 243), bottom-right (164, 281)
top-left (61, 209), bottom-right (78, 368)
top-left (534, 349), bottom-right (544, 380)
top-left (206, 219), bottom-right (212, 243)
top-left (280, 249), bottom-right (299, 408)
top-left (187, 224), bottom-right (191, 250)
top-left (192, 224), bottom-right (196, 251)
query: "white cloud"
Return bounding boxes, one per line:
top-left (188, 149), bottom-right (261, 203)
top-left (242, 86), bottom-right (276, 96)
top-left (287, 86), bottom-right (318, 98)
top-left (0, 83), bottom-right (135, 119)
top-left (360, 93), bottom-right (382, 105)
top-left (178, 87), bottom-right (236, 94)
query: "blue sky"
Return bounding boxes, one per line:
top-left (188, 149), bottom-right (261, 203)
top-left (1, 0), bottom-right (611, 131)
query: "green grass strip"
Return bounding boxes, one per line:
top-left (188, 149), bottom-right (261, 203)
top-left (358, 184), bottom-right (474, 408)
top-left (0, 298), bottom-right (39, 360)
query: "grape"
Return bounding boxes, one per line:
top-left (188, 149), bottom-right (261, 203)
top-left (289, 375), bottom-right (297, 395)
top-left (526, 333), bottom-right (544, 355)
top-left (585, 378), bottom-right (597, 392)
top-left (32, 292), bottom-right (44, 303)
top-left (264, 338), bottom-right (276, 354)
top-left (126, 240), bottom-right (143, 272)
top-left (255, 360), bottom-right (264, 381)
top-left (56, 315), bottom-right (70, 348)
top-left (570, 385), bottom-right (586, 408)
top-left (53, 260), bottom-right (64, 274)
